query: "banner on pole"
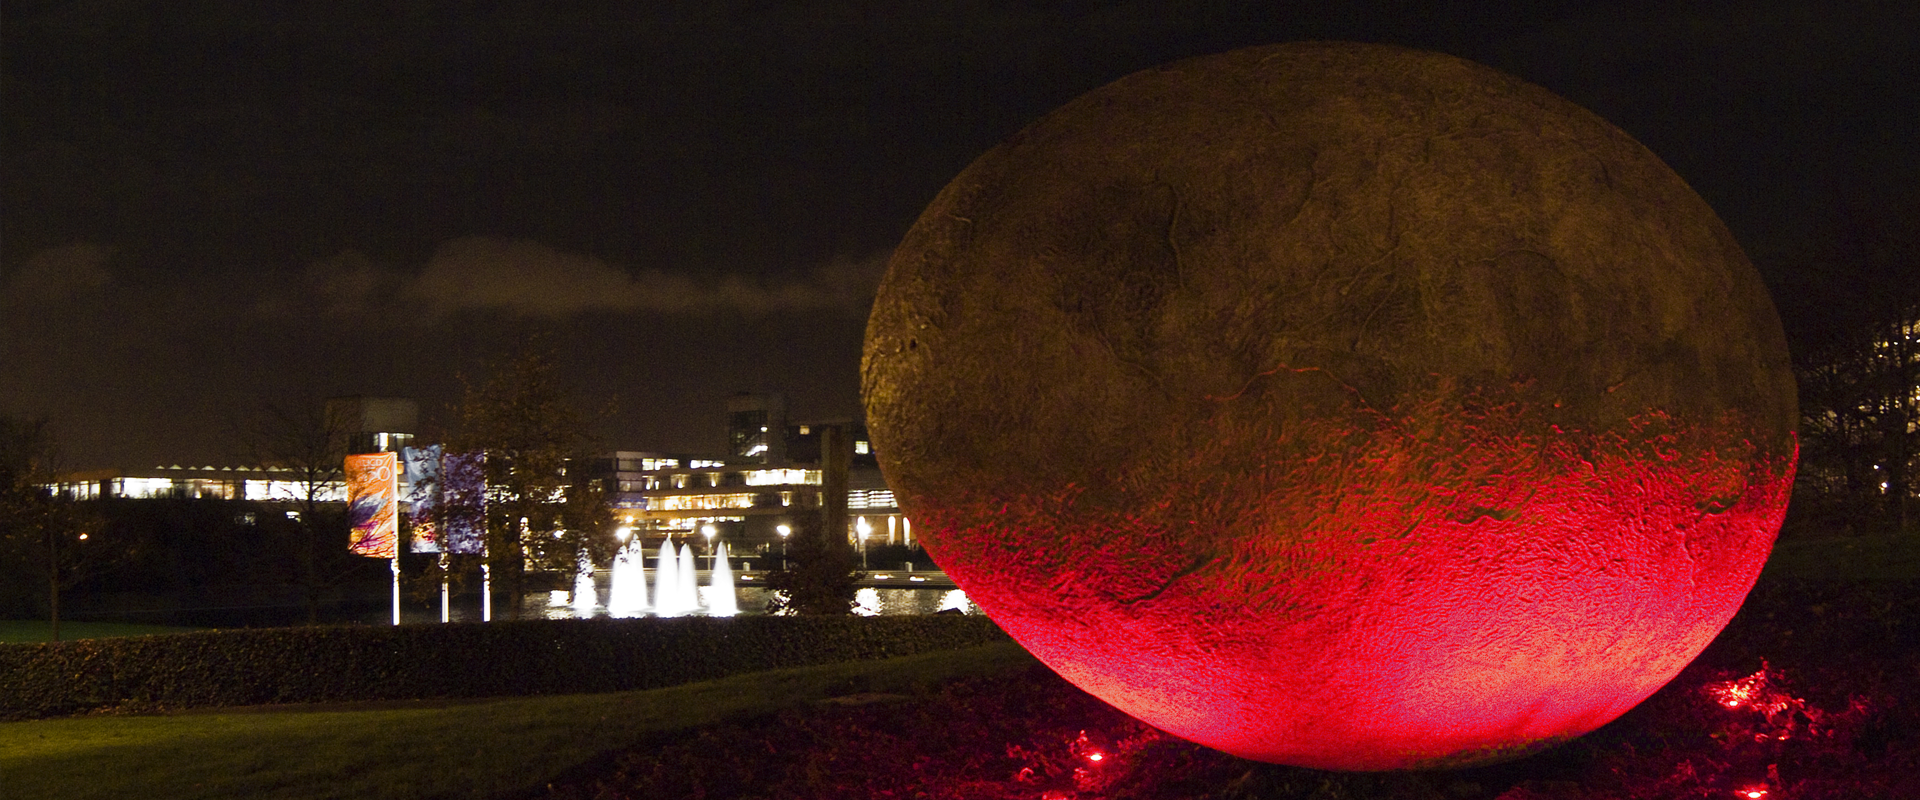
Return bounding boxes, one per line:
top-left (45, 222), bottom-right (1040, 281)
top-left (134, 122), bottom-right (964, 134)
top-left (442, 450), bottom-right (487, 555)
top-left (346, 452), bottom-right (399, 558)
top-left (402, 444), bottom-right (443, 553)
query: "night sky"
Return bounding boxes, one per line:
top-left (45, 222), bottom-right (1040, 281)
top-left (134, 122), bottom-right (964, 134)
top-left (3, 1), bottom-right (1916, 470)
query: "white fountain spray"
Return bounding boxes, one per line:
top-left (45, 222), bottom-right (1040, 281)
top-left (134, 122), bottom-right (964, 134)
top-left (655, 537), bottom-right (683, 616)
top-left (678, 542), bottom-right (699, 612)
top-left (708, 541), bottom-right (739, 617)
top-left (606, 541), bottom-right (649, 617)
top-left (571, 545), bottom-right (597, 615)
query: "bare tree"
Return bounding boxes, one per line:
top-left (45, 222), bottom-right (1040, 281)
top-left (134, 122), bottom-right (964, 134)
top-left (762, 424), bottom-right (862, 615)
top-left (0, 416), bottom-right (107, 641)
top-left (1798, 308), bottom-right (1920, 533)
top-left (237, 402), bottom-right (371, 623)
top-left (1783, 195), bottom-right (1920, 536)
top-left (444, 343), bottom-right (612, 619)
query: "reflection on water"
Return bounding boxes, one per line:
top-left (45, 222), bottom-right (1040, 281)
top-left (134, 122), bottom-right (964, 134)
top-left (380, 576), bottom-right (981, 624)
top-left (853, 587), bottom-right (882, 616)
top-left (531, 585), bottom-right (979, 619)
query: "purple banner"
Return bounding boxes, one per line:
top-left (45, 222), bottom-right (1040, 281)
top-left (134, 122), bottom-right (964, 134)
top-left (442, 450), bottom-right (487, 555)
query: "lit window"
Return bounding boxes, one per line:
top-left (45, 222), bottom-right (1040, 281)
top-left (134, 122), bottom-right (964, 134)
top-left (656, 493), bottom-right (755, 511)
top-left (745, 469), bottom-right (818, 486)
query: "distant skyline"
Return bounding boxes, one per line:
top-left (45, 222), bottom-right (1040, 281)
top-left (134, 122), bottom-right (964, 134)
top-left (4, 1), bottom-right (1916, 469)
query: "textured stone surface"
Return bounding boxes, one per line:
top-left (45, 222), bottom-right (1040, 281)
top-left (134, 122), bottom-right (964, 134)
top-left (862, 42), bottom-right (1796, 770)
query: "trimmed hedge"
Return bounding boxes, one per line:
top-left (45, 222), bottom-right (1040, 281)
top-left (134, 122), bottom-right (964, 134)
top-left (0, 615), bottom-right (1008, 721)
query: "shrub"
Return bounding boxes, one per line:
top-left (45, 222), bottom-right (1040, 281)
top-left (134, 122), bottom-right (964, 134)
top-left (0, 614), bottom-right (1007, 720)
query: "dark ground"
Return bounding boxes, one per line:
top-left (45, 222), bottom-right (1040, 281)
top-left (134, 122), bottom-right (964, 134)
top-left (533, 539), bottom-right (1920, 800)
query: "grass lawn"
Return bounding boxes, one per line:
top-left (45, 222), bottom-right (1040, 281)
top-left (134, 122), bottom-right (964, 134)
top-left (526, 564), bottom-right (1920, 799)
top-left (0, 641), bottom-right (1038, 800)
top-left (0, 621), bottom-right (206, 644)
top-left (5, 533), bottom-right (1913, 799)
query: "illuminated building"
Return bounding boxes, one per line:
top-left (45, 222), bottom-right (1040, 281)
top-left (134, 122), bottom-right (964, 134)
top-left (49, 394), bottom-right (908, 567)
top-left (585, 405), bottom-right (901, 564)
top-left (586, 446), bottom-right (904, 566)
top-left (726, 392), bottom-right (787, 463)
top-left (49, 464), bottom-right (348, 502)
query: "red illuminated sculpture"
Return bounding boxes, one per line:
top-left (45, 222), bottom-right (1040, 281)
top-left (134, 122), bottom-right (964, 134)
top-left (863, 43), bottom-right (1796, 770)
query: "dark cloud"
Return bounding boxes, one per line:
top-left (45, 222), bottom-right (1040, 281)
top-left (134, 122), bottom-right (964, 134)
top-left (5, 243), bottom-right (115, 303)
top-left (2, 0), bottom-right (1915, 468)
top-left (295, 238), bottom-right (885, 319)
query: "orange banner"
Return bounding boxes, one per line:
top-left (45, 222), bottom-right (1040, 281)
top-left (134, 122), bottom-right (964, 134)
top-left (346, 452), bottom-right (398, 558)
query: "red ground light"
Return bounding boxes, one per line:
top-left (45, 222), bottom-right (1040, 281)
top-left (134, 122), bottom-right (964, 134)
top-left (907, 396), bottom-right (1795, 770)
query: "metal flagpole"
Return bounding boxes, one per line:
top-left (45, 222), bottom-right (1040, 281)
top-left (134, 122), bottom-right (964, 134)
top-left (439, 552), bottom-right (450, 623)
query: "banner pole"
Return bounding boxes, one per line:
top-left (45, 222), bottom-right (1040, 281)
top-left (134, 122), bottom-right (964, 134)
top-left (482, 562), bottom-right (492, 622)
top-left (391, 556), bottom-right (401, 625)
top-left (439, 552), bottom-right (450, 623)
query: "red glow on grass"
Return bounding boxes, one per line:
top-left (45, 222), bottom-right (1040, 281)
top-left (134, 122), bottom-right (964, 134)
top-left (1709, 667), bottom-right (1771, 711)
top-left (904, 393), bottom-right (1795, 770)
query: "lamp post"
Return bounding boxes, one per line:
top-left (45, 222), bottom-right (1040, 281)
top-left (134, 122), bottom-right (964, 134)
top-left (776, 523), bottom-right (791, 570)
top-left (701, 523), bottom-right (717, 569)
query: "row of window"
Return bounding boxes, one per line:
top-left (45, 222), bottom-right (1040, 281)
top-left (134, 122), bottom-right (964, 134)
top-left (615, 468), bottom-right (825, 492)
top-left (52, 477), bottom-right (351, 503)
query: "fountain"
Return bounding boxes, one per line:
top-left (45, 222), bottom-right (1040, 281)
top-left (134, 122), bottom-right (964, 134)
top-left (571, 546), bottom-right (597, 614)
top-left (654, 538), bottom-right (684, 616)
top-left (938, 589), bottom-right (973, 614)
top-left (677, 543), bottom-right (699, 612)
top-left (605, 541), bottom-right (649, 617)
top-left (707, 542), bottom-right (739, 616)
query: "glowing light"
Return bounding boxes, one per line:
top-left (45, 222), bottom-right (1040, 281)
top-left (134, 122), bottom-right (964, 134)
top-left (745, 468), bottom-right (819, 486)
top-left (900, 402), bottom-right (1795, 770)
top-left (657, 493), bottom-right (754, 511)
top-left (1086, 752), bottom-right (1104, 762)
top-left (1740, 789), bottom-right (1768, 799)
top-left (615, 526), bottom-right (632, 541)
top-left (1707, 664), bottom-right (1781, 715)
top-left (853, 587), bottom-right (882, 616)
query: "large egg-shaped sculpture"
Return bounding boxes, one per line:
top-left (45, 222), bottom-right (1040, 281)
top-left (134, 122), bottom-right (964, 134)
top-left (862, 42), bottom-right (1796, 770)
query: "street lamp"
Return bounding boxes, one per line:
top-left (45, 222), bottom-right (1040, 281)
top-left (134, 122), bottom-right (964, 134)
top-left (702, 523), bottom-right (717, 567)
top-left (776, 523), bottom-right (791, 570)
